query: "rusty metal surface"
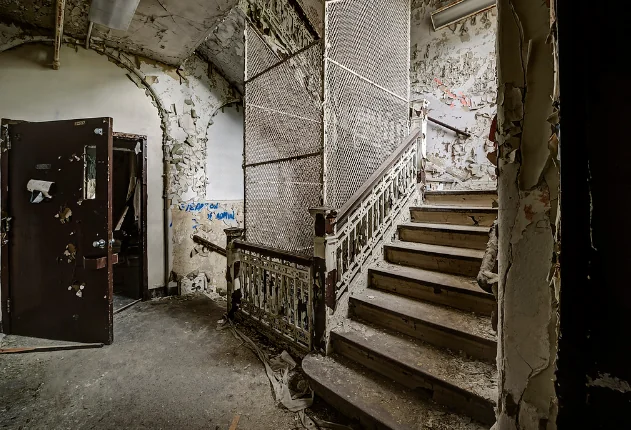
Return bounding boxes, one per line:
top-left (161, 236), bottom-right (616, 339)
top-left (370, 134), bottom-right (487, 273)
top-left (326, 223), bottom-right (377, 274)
top-left (5, 118), bottom-right (113, 344)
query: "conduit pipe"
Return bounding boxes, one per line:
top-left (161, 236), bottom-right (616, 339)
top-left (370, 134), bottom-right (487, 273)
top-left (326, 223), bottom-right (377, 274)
top-left (53, 0), bottom-right (65, 69)
top-left (85, 21), bottom-right (94, 50)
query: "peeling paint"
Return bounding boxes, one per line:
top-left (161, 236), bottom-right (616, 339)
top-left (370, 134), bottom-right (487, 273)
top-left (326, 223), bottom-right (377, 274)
top-left (411, 0), bottom-right (497, 190)
top-left (172, 200), bottom-right (244, 296)
top-left (495, 0), bottom-right (559, 428)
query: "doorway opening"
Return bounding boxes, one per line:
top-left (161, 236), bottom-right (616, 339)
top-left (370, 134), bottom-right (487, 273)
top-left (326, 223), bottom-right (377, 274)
top-left (111, 133), bottom-right (148, 313)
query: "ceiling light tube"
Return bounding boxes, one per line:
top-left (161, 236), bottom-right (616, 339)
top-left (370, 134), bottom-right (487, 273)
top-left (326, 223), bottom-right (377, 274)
top-left (431, 0), bottom-right (496, 31)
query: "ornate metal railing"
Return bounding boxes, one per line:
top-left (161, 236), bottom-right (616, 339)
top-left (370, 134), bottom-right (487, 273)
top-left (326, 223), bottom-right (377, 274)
top-left (226, 102), bottom-right (429, 352)
top-left (310, 107), bottom-right (428, 311)
top-left (225, 229), bottom-right (315, 351)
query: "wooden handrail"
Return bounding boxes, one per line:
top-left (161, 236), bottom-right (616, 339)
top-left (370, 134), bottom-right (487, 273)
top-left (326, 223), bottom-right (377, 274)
top-left (233, 239), bottom-right (313, 266)
top-left (335, 127), bottom-right (422, 226)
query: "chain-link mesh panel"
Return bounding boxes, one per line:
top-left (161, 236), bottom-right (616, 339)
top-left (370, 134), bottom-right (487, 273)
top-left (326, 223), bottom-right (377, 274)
top-left (245, 28), bottom-right (323, 254)
top-left (245, 26), bottom-right (281, 79)
top-left (323, 0), bottom-right (410, 209)
top-left (324, 62), bottom-right (408, 208)
top-left (245, 43), bottom-right (323, 165)
top-left (245, 156), bottom-right (322, 254)
top-left (325, 0), bottom-right (410, 99)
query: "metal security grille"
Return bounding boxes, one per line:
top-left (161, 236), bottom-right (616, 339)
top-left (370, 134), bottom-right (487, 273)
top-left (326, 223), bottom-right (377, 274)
top-left (323, 0), bottom-right (410, 208)
top-left (244, 24), bottom-right (323, 254)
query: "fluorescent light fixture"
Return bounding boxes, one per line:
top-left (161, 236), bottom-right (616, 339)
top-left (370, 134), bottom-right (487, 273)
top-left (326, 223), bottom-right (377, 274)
top-left (431, 0), bottom-right (496, 31)
top-left (89, 0), bottom-right (141, 31)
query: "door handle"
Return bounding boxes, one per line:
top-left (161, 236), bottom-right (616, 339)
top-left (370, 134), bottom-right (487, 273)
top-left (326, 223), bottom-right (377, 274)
top-left (93, 239), bottom-right (106, 248)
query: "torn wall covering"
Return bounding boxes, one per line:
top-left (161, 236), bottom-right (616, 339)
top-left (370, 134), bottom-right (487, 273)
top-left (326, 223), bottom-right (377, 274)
top-left (411, 0), bottom-right (497, 190)
top-left (0, 24), bottom-right (243, 294)
top-left (495, 0), bottom-right (560, 428)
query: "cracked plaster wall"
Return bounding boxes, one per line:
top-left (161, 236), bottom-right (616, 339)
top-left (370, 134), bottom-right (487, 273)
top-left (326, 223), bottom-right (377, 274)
top-left (494, 0), bottom-right (560, 428)
top-left (197, 6), bottom-right (246, 94)
top-left (0, 0), bottom-right (240, 66)
top-left (411, 0), bottom-right (497, 190)
top-left (0, 24), bottom-right (243, 297)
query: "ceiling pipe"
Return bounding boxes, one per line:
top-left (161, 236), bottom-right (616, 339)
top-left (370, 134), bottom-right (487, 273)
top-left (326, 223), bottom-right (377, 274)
top-left (52, 0), bottom-right (65, 69)
top-left (85, 21), bottom-right (94, 50)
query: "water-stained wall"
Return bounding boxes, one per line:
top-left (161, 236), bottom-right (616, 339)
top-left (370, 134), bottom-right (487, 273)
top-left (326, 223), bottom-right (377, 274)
top-left (411, 0), bottom-right (497, 190)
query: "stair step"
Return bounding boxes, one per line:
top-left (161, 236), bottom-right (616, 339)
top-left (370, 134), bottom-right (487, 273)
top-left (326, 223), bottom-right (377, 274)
top-left (424, 190), bottom-right (498, 208)
top-left (350, 289), bottom-right (496, 362)
top-left (397, 222), bottom-right (490, 250)
top-left (410, 205), bottom-right (497, 227)
top-left (331, 320), bottom-right (496, 425)
top-left (369, 262), bottom-right (495, 315)
top-left (302, 353), bottom-right (488, 430)
top-left (384, 241), bottom-right (484, 277)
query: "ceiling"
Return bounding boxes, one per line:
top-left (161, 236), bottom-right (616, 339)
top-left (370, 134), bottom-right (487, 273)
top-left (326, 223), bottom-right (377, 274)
top-left (0, 0), bottom-right (244, 91)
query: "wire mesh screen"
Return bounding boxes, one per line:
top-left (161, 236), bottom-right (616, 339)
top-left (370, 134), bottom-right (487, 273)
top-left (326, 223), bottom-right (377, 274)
top-left (245, 26), bottom-right (281, 80)
top-left (244, 28), bottom-right (323, 254)
top-left (323, 0), bottom-right (410, 208)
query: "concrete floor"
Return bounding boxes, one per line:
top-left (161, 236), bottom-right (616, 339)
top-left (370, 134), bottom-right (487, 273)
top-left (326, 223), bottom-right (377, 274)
top-left (0, 294), bottom-right (336, 429)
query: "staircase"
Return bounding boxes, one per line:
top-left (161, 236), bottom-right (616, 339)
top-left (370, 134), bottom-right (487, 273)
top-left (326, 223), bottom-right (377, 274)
top-left (303, 190), bottom-right (499, 429)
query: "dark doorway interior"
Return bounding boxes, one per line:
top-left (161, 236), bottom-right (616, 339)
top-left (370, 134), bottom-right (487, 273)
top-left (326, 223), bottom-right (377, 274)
top-left (112, 133), bottom-right (148, 311)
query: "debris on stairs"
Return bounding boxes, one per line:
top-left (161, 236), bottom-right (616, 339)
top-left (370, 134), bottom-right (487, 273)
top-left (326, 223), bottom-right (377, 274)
top-left (303, 189), bottom-right (499, 429)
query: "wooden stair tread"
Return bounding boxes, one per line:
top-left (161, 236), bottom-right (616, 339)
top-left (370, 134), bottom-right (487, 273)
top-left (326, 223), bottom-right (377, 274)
top-left (351, 289), bottom-right (495, 343)
top-left (333, 319), bottom-right (497, 403)
top-left (398, 222), bottom-right (490, 234)
top-left (410, 205), bottom-right (498, 213)
top-left (370, 261), bottom-right (492, 298)
top-left (302, 353), bottom-right (487, 430)
top-left (386, 241), bottom-right (485, 260)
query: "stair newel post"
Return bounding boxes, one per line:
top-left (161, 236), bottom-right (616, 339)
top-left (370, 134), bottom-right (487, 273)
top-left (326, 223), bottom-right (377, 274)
top-left (224, 227), bottom-right (244, 318)
top-left (309, 206), bottom-right (338, 353)
top-left (411, 99), bottom-right (430, 188)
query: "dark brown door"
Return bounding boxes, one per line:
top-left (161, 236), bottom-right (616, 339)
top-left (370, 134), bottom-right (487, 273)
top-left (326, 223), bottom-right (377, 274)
top-left (1, 118), bottom-right (114, 344)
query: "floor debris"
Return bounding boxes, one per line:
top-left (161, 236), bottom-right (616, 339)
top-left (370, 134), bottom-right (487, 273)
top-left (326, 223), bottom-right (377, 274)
top-left (0, 343), bottom-right (103, 354)
top-left (221, 320), bottom-right (352, 430)
top-left (229, 414), bottom-right (240, 430)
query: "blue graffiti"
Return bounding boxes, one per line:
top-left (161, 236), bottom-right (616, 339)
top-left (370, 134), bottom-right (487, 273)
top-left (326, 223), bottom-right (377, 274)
top-left (178, 201), bottom-right (238, 227)
top-left (179, 202), bottom-right (221, 212)
top-left (216, 211), bottom-right (235, 220)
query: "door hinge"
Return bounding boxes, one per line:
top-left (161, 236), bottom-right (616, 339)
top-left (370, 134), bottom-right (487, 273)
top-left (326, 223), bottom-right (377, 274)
top-left (6, 298), bottom-right (10, 314)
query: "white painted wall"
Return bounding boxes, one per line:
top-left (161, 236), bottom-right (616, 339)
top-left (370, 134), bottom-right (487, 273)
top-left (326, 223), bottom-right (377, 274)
top-left (0, 43), bottom-right (166, 288)
top-left (0, 43), bottom-right (245, 293)
top-left (205, 104), bottom-right (244, 201)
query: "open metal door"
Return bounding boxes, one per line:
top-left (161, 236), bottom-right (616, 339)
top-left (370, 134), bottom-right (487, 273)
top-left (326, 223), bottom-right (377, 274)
top-left (1, 118), bottom-right (114, 344)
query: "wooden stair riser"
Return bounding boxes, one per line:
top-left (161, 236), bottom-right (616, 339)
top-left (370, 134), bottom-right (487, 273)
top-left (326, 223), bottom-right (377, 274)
top-left (398, 225), bottom-right (489, 250)
top-left (410, 208), bottom-right (497, 227)
top-left (350, 298), bottom-right (497, 362)
top-left (384, 246), bottom-right (482, 277)
top-left (369, 270), bottom-right (495, 316)
top-left (424, 193), bottom-right (497, 208)
top-left (331, 333), bottom-right (496, 425)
